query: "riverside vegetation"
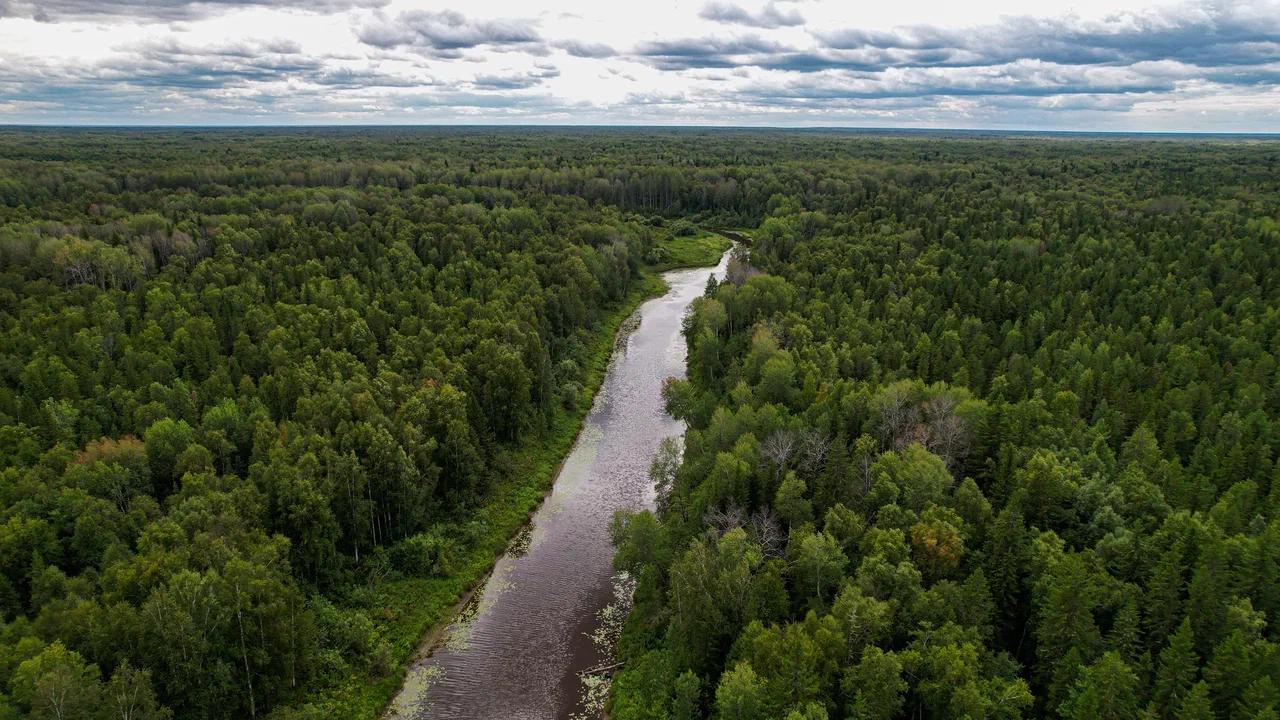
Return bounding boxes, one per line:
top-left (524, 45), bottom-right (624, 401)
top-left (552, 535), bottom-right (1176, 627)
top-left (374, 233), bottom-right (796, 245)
top-left (0, 128), bottom-right (1276, 719)
top-left (608, 134), bottom-right (1280, 720)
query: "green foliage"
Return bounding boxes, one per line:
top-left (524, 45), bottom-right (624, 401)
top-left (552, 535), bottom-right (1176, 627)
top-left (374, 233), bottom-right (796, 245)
top-left (787, 528), bottom-right (846, 605)
top-left (609, 134), bottom-right (1280, 720)
top-left (843, 647), bottom-right (905, 720)
top-left (8, 642), bottom-right (100, 720)
top-left (648, 231), bottom-right (733, 271)
top-left (774, 473), bottom-right (812, 527)
top-left (1153, 618), bottom-right (1200, 718)
top-left (0, 129), bottom-right (684, 718)
top-left (6, 129), bottom-right (1280, 718)
top-left (1174, 681), bottom-right (1214, 720)
top-left (715, 662), bottom-right (766, 720)
top-left (1059, 652), bottom-right (1142, 720)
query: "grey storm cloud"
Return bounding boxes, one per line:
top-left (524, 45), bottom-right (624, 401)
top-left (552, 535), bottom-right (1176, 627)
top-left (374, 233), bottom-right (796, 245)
top-left (555, 40), bottom-right (617, 59)
top-left (814, 3), bottom-right (1280, 70)
top-left (356, 10), bottom-right (543, 58)
top-left (390, 89), bottom-right (567, 112)
top-left (699, 1), bottom-right (804, 29)
top-left (472, 65), bottom-right (560, 90)
top-left (311, 67), bottom-right (427, 89)
top-left (620, 2), bottom-right (1280, 77)
top-left (736, 74), bottom-right (1179, 103)
top-left (752, 49), bottom-right (963, 73)
top-left (0, 0), bottom-right (385, 22)
top-left (633, 35), bottom-right (791, 70)
top-left (0, 36), bottom-right (423, 108)
top-left (100, 38), bottom-right (329, 89)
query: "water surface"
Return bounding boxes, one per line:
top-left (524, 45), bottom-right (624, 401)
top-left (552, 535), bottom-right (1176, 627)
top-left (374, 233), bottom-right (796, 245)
top-left (387, 250), bottom-right (731, 720)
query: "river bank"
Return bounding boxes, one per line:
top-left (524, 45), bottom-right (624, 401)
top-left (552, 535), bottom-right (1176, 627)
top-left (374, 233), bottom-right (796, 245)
top-left (268, 237), bottom-right (731, 719)
top-left (379, 248), bottom-right (732, 719)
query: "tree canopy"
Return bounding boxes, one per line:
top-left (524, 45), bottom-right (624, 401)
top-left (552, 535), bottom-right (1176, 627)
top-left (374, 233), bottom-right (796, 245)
top-left (607, 131), bottom-right (1280, 720)
top-left (1, 128), bottom-right (1279, 718)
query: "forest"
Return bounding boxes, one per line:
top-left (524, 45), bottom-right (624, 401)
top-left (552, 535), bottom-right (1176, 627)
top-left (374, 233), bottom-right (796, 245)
top-left (0, 128), bottom-right (1278, 719)
top-left (608, 135), bottom-right (1280, 720)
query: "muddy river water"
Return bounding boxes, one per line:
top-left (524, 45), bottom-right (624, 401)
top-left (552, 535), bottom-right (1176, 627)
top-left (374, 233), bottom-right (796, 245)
top-left (386, 249), bottom-right (732, 719)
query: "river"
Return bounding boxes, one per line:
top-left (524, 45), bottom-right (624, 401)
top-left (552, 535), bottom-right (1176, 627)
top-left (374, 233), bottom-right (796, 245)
top-left (385, 248), bottom-right (732, 720)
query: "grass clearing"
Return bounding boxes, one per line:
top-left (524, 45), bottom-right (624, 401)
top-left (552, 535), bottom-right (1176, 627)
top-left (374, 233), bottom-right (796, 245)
top-left (648, 230), bottom-right (733, 271)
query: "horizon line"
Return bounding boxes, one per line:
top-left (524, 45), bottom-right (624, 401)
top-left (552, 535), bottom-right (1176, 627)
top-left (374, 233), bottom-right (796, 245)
top-left (0, 123), bottom-right (1277, 137)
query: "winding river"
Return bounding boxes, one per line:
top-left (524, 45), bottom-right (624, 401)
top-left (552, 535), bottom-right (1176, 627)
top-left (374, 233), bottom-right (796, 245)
top-left (386, 248), bottom-right (732, 720)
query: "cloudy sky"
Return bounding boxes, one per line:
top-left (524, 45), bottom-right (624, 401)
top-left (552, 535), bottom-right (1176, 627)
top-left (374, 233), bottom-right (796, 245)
top-left (0, 0), bottom-right (1277, 130)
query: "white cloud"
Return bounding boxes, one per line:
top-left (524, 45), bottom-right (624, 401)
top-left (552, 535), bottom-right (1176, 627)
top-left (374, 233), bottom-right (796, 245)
top-left (0, 0), bottom-right (1276, 130)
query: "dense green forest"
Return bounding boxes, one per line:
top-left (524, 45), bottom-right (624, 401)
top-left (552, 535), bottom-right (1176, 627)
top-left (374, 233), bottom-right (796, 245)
top-left (0, 128), bottom-right (1278, 719)
top-left (607, 135), bottom-right (1280, 720)
top-left (0, 128), bottom-right (723, 719)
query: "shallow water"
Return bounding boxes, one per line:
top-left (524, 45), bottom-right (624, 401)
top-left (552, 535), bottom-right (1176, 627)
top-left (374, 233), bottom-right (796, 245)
top-left (386, 250), bottom-right (731, 720)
